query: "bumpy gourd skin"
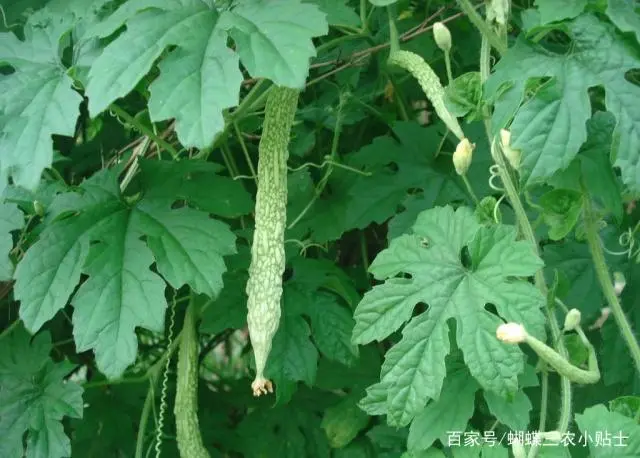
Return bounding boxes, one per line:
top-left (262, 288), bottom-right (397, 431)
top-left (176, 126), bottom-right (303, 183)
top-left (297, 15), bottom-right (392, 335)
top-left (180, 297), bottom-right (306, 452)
top-left (388, 50), bottom-right (465, 141)
top-left (175, 303), bottom-right (210, 458)
top-left (247, 86), bottom-right (299, 396)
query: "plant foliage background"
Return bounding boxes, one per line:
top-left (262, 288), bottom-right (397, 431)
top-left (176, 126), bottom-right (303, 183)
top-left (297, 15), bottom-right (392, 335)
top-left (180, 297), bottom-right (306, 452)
top-left (1, 0), bottom-right (640, 457)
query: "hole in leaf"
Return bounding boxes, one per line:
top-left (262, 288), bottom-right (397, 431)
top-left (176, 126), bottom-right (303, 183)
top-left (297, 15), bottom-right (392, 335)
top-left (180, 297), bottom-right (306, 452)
top-left (415, 302), bottom-right (428, 314)
top-left (484, 303), bottom-right (498, 316)
top-left (539, 30), bottom-right (572, 54)
top-left (624, 68), bottom-right (640, 87)
top-left (459, 246), bottom-right (472, 269)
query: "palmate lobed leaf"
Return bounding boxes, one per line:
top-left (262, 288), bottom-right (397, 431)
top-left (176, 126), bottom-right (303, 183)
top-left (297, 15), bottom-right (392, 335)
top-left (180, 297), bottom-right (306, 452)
top-left (300, 122), bottom-right (478, 243)
top-left (85, 0), bottom-right (328, 149)
top-left (574, 404), bottom-right (640, 456)
top-left (352, 206), bottom-right (546, 427)
top-left (0, 326), bottom-right (84, 458)
top-left (0, 26), bottom-right (82, 193)
top-left (13, 167), bottom-right (236, 378)
top-left (485, 14), bottom-right (640, 191)
top-left (217, 0), bottom-right (328, 89)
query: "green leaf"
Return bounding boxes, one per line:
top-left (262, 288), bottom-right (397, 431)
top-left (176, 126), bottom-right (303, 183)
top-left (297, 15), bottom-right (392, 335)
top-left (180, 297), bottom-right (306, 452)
top-left (310, 0), bottom-right (360, 28)
top-left (485, 14), bottom-right (640, 192)
top-left (199, 272), bottom-right (248, 335)
top-left (574, 404), bottom-right (640, 456)
top-left (303, 122), bottom-right (471, 243)
top-left (0, 22), bottom-right (82, 191)
top-left (368, 0), bottom-right (397, 6)
top-left (539, 189), bottom-right (583, 240)
top-left (543, 240), bottom-right (603, 317)
top-left (217, 0), bottom-right (329, 89)
top-left (600, 263), bottom-right (640, 387)
top-left (14, 169), bottom-right (235, 378)
top-left (147, 26), bottom-right (242, 149)
top-left (534, 0), bottom-right (588, 24)
top-left (606, 0), bottom-right (640, 45)
top-left (444, 72), bottom-right (483, 119)
top-left (481, 445), bottom-right (509, 458)
top-left (0, 325), bottom-right (83, 458)
top-left (238, 404), bottom-right (330, 458)
top-left (86, 3), bottom-right (244, 149)
top-left (0, 202), bottom-right (23, 281)
top-left (289, 257), bottom-right (360, 308)
top-left (265, 297), bottom-right (319, 402)
top-left (508, 79), bottom-right (589, 186)
top-left (306, 293), bottom-right (360, 366)
top-left (71, 384), bottom-right (145, 458)
top-left (321, 395), bottom-right (370, 448)
top-left (133, 200), bottom-right (236, 296)
top-left (407, 367), bottom-right (479, 450)
top-left (578, 112), bottom-right (623, 221)
top-left (609, 396), bottom-right (640, 420)
top-left (402, 449), bottom-right (447, 458)
top-left (484, 390), bottom-right (532, 431)
top-left (138, 158), bottom-right (253, 218)
top-left (367, 424), bottom-right (408, 455)
top-left (352, 206), bottom-right (546, 426)
top-left (0, 0), bottom-right (49, 31)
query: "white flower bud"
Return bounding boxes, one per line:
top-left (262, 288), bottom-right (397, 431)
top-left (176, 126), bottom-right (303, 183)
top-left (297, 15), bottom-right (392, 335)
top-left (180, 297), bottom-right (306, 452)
top-left (496, 323), bottom-right (527, 343)
top-left (500, 129), bottom-right (521, 170)
top-left (500, 128), bottom-right (511, 147)
top-left (453, 138), bottom-right (474, 176)
top-left (33, 200), bottom-right (44, 216)
top-left (563, 309), bottom-right (581, 332)
top-left (433, 22), bottom-right (452, 53)
top-left (613, 271), bottom-right (626, 296)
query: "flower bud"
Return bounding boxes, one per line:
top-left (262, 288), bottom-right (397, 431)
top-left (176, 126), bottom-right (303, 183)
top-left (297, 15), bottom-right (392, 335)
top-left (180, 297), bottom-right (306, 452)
top-left (500, 128), bottom-right (511, 147)
top-left (33, 200), bottom-right (44, 217)
top-left (613, 271), bottom-right (626, 296)
top-left (453, 138), bottom-right (474, 176)
top-left (496, 323), bottom-right (527, 344)
top-left (433, 22), bottom-right (452, 53)
top-left (563, 309), bottom-right (581, 332)
top-left (500, 128), bottom-right (521, 170)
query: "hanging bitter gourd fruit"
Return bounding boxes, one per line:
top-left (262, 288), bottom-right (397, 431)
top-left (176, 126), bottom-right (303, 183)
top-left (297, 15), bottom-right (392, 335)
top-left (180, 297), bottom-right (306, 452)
top-left (246, 86), bottom-right (300, 396)
top-left (174, 301), bottom-right (210, 458)
top-left (388, 49), bottom-right (465, 141)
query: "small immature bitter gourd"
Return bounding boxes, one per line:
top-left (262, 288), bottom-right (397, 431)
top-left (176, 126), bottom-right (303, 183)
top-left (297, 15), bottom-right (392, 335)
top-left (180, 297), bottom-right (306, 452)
top-left (388, 49), bottom-right (465, 141)
top-left (175, 302), bottom-right (210, 458)
top-left (246, 86), bottom-right (300, 396)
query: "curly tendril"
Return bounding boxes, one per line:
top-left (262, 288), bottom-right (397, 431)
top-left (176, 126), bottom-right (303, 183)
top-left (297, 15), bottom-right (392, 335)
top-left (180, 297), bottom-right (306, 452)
top-left (154, 293), bottom-right (177, 458)
top-left (488, 164), bottom-right (505, 191)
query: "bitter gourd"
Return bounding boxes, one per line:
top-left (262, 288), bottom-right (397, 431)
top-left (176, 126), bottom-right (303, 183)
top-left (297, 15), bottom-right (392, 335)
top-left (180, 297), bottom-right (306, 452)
top-left (246, 86), bottom-right (299, 396)
top-left (174, 302), bottom-right (210, 458)
top-left (388, 49), bottom-right (465, 141)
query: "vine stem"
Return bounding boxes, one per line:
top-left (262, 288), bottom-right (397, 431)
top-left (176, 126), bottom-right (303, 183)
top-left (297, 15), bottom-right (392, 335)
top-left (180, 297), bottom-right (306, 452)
top-left (233, 122), bottom-right (257, 181)
top-left (109, 105), bottom-right (180, 160)
top-left (476, 18), bottom-right (571, 447)
top-left (135, 386), bottom-right (155, 458)
top-left (456, 0), bottom-right (507, 55)
top-left (461, 174), bottom-right (479, 205)
top-left (444, 50), bottom-right (453, 84)
top-left (288, 93), bottom-right (345, 229)
top-left (154, 293), bottom-right (177, 458)
top-left (582, 192), bottom-right (640, 375)
top-left (360, 0), bottom-right (367, 32)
